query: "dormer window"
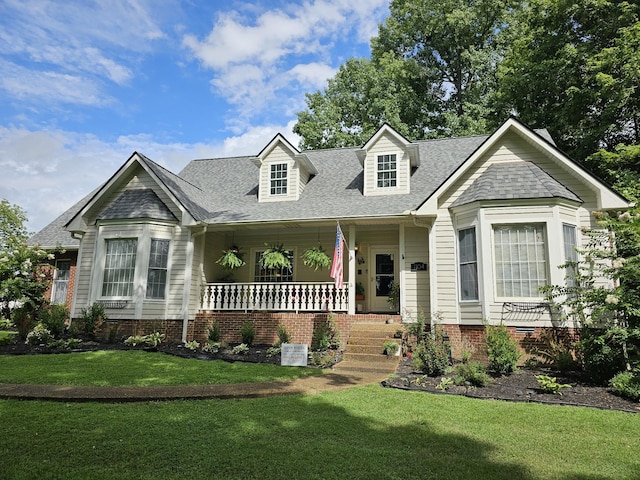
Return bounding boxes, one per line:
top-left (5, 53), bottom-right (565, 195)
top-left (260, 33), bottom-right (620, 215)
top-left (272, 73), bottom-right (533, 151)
top-left (270, 163), bottom-right (288, 195)
top-left (377, 154), bottom-right (397, 188)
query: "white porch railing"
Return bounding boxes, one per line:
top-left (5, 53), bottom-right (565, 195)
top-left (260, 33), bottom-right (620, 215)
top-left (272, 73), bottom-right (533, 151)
top-left (200, 282), bottom-right (349, 313)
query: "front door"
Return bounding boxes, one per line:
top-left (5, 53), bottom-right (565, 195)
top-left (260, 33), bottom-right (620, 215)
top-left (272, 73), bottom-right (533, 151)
top-left (370, 248), bottom-right (398, 312)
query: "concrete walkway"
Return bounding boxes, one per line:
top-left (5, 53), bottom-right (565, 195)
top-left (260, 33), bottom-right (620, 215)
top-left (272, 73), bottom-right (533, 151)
top-left (0, 362), bottom-right (396, 402)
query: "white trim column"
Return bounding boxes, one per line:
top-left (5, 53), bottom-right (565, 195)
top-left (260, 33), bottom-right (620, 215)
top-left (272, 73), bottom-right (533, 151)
top-left (348, 224), bottom-right (356, 315)
top-left (399, 223), bottom-right (406, 319)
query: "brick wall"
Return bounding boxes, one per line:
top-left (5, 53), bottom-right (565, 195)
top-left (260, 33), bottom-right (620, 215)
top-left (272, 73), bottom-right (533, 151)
top-left (440, 324), bottom-right (578, 363)
top-left (192, 312), bottom-right (402, 346)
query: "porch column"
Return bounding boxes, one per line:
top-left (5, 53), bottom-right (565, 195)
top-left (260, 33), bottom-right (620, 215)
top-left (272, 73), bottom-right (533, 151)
top-left (348, 224), bottom-right (356, 315)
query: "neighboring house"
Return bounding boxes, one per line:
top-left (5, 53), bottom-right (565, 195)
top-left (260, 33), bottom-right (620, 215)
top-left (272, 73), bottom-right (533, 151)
top-left (31, 118), bottom-right (629, 354)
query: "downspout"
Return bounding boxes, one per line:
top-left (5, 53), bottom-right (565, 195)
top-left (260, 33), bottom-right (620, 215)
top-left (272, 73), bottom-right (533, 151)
top-left (68, 232), bottom-right (85, 329)
top-left (182, 225), bottom-right (207, 343)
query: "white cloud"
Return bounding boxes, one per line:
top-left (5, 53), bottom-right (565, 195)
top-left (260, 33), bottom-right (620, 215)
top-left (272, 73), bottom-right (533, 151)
top-left (0, 122), bottom-right (299, 232)
top-left (0, 0), bottom-right (170, 106)
top-left (183, 0), bottom-right (389, 124)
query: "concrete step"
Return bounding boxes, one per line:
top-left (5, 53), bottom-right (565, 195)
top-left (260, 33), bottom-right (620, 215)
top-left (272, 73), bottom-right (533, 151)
top-left (349, 323), bottom-right (404, 336)
top-left (343, 352), bottom-right (400, 363)
top-left (347, 336), bottom-right (398, 346)
top-left (337, 358), bottom-right (399, 374)
top-left (346, 344), bottom-right (387, 355)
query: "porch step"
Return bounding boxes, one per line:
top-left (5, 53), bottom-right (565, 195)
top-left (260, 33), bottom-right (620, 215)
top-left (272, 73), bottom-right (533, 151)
top-left (339, 322), bottom-right (404, 375)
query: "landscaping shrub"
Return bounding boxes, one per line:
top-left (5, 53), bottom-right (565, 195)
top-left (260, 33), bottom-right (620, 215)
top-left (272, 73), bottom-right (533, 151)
top-left (535, 375), bottom-right (571, 395)
top-left (80, 303), bottom-right (107, 339)
top-left (232, 343), bottom-right (249, 355)
top-left (452, 361), bottom-right (491, 387)
top-left (610, 370), bottom-right (640, 401)
top-left (208, 322), bottom-right (221, 342)
top-left (532, 328), bottom-right (578, 372)
top-left (485, 323), bottom-right (520, 375)
top-left (240, 321), bottom-right (255, 346)
top-left (312, 313), bottom-right (340, 351)
top-left (0, 317), bottom-right (13, 329)
top-left (578, 328), bottom-right (628, 385)
top-left (412, 326), bottom-right (450, 376)
top-left (276, 324), bottom-right (291, 345)
top-left (25, 323), bottom-right (52, 346)
top-left (39, 303), bottom-right (68, 337)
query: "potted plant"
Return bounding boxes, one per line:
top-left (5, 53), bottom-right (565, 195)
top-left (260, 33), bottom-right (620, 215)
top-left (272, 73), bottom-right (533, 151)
top-left (355, 281), bottom-right (365, 300)
top-left (383, 339), bottom-right (400, 356)
top-left (301, 245), bottom-right (331, 271)
top-left (260, 243), bottom-right (292, 270)
top-left (216, 246), bottom-right (245, 270)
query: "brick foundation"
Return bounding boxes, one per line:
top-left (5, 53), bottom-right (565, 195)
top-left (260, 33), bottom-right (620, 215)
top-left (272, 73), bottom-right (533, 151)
top-left (440, 324), bottom-right (578, 363)
top-left (192, 312), bottom-right (402, 346)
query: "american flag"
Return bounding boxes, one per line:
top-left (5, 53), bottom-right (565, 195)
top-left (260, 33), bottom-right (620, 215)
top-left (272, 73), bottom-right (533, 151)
top-left (330, 224), bottom-right (345, 288)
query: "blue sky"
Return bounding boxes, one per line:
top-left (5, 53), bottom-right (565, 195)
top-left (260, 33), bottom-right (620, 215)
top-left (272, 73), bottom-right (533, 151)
top-left (0, 0), bottom-right (390, 232)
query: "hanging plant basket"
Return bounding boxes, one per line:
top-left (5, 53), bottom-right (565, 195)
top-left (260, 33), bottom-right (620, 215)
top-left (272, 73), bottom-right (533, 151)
top-left (301, 245), bottom-right (331, 271)
top-left (216, 246), bottom-right (246, 270)
top-left (260, 243), bottom-right (292, 270)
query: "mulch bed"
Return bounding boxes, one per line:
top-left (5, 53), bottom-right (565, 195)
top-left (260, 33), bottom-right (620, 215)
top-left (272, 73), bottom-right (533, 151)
top-left (0, 338), bottom-right (342, 367)
top-left (382, 358), bottom-right (640, 413)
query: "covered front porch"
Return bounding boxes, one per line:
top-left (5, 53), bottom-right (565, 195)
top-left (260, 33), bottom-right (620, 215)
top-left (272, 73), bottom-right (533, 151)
top-left (196, 220), bottom-right (431, 317)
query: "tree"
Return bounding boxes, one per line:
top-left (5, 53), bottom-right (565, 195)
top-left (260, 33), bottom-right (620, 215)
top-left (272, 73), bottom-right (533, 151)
top-left (0, 199), bottom-right (29, 253)
top-left (497, 0), bottom-right (640, 160)
top-left (295, 0), bottom-right (518, 149)
top-left (0, 199), bottom-right (53, 334)
top-left (584, 144), bottom-right (640, 203)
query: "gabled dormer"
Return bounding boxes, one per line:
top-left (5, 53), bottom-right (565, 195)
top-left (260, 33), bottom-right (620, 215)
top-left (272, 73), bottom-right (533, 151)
top-left (251, 134), bottom-right (318, 202)
top-left (356, 124), bottom-right (419, 196)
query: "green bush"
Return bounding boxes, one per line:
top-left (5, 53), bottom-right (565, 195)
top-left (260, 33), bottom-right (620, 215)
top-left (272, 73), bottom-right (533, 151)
top-left (39, 303), bottom-right (68, 337)
top-left (535, 375), bottom-right (571, 395)
top-left (311, 313), bottom-right (340, 351)
top-left (25, 323), bottom-right (52, 346)
top-left (485, 323), bottom-right (521, 375)
top-left (208, 322), bottom-right (221, 342)
top-left (610, 371), bottom-right (640, 401)
top-left (579, 328), bottom-right (628, 385)
top-left (276, 324), bottom-right (291, 345)
top-left (452, 361), bottom-right (491, 387)
top-left (412, 326), bottom-right (450, 376)
top-left (0, 317), bottom-right (13, 329)
top-left (240, 321), bottom-right (255, 346)
top-left (80, 303), bottom-right (107, 339)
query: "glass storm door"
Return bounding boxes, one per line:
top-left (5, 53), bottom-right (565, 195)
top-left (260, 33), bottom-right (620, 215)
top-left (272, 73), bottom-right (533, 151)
top-left (370, 248), bottom-right (398, 312)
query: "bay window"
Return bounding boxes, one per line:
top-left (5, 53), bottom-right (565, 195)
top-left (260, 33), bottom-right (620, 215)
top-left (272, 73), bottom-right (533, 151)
top-left (146, 239), bottom-right (170, 299)
top-left (494, 224), bottom-right (548, 298)
top-left (102, 239), bottom-right (137, 297)
top-left (458, 227), bottom-right (478, 301)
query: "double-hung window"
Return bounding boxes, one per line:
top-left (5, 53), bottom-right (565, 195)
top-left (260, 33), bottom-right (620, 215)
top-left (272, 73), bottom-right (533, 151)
top-left (270, 163), bottom-right (288, 195)
top-left (102, 239), bottom-right (137, 297)
top-left (494, 224), bottom-right (548, 298)
top-left (52, 260), bottom-right (71, 304)
top-left (254, 250), bottom-right (294, 282)
top-left (458, 228), bottom-right (479, 301)
top-left (377, 154), bottom-right (397, 188)
top-left (563, 224), bottom-right (578, 288)
top-left (146, 239), bottom-right (170, 299)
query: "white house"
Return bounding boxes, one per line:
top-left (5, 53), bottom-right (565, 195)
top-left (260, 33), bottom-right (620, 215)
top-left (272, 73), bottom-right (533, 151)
top-left (31, 117), bottom-right (629, 355)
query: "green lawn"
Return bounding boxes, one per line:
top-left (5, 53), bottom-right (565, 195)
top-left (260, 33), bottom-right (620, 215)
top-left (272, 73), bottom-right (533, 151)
top-left (1, 352), bottom-right (638, 479)
top-left (0, 387), bottom-right (638, 479)
top-left (0, 350), bottom-right (321, 386)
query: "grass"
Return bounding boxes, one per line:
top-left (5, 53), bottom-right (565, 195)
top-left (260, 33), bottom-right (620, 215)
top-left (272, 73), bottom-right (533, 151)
top-left (0, 350), bottom-right (321, 386)
top-left (0, 386), bottom-right (638, 479)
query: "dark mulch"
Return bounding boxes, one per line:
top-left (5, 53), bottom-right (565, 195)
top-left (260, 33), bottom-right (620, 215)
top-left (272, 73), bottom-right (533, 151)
top-left (0, 337), bottom-right (342, 367)
top-left (382, 358), bottom-right (640, 413)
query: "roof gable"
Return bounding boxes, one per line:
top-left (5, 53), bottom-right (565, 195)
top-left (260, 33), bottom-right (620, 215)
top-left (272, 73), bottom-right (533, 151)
top-left (98, 189), bottom-right (178, 221)
top-left (416, 117), bottom-right (629, 215)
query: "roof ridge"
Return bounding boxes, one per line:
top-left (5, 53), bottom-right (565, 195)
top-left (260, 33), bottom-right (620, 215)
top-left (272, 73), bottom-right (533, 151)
top-left (138, 153), bottom-right (204, 192)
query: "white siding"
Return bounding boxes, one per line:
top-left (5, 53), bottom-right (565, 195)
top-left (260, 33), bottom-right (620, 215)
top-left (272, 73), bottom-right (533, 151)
top-left (402, 226), bottom-right (430, 317)
top-left (363, 132), bottom-right (411, 196)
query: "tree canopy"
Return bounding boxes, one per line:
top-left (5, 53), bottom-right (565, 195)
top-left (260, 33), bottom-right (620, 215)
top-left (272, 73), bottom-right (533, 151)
top-left (295, 0), bottom-right (639, 170)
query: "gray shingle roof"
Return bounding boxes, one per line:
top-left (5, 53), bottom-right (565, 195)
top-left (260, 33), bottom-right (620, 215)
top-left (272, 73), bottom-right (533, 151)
top-left (177, 135), bottom-right (488, 223)
top-left (98, 189), bottom-right (177, 221)
top-left (450, 162), bottom-right (583, 208)
top-left (32, 123), bottom-right (583, 242)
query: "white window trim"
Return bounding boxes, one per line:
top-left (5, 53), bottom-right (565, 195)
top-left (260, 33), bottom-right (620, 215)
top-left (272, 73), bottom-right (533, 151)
top-left (375, 152), bottom-right (399, 190)
top-left (491, 222), bottom-right (550, 302)
top-left (457, 227), bottom-right (480, 302)
top-left (145, 238), bottom-right (172, 301)
top-left (251, 247), bottom-right (297, 282)
top-left (269, 162), bottom-right (289, 196)
top-left (51, 259), bottom-right (71, 305)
